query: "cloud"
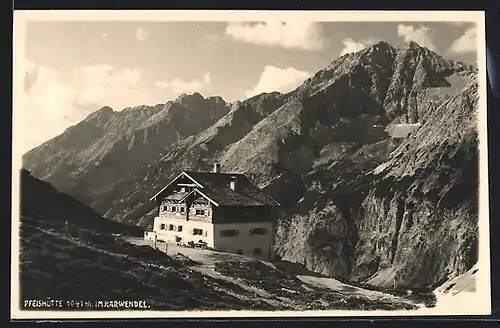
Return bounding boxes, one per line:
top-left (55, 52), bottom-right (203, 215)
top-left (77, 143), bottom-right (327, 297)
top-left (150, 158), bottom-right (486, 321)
top-left (449, 26), bottom-right (477, 54)
top-left (154, 73), bottom-right (212, 95)
top-left (24, 59), bottom-right (39, 92)
top-left (136, 28), bottom-right (149, 41)
top-left (339, 37), bottom-right (377, 56)
top-left (225, 21), bottom-right (326, 51)
top-left (397, 24), bottom-right (437, 51)
top-left (21, 61), bottom-right (82, 152)
top-left (20, 61), bottom-right (158, 153)
top-left (245, 65), bottom-right (311, 98)
top-left (72, 65), bottom-right (146, 109)
top-left (203, 73), bottom-right (211, 84)
top-left (203, 31), bottom-right (223, 43)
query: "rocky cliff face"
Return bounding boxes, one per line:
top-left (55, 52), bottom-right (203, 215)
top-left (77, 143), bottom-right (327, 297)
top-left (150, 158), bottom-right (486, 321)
top-left (21, 41), bottom-right (480, 289)
top-left (273, 81), bottom-right (478, 289)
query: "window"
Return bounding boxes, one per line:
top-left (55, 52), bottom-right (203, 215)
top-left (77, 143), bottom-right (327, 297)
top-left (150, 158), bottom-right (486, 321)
top-left (168, 224), bottom-right (174, 231)
top-left (177, 225), bottom-right (183, 232)
top-left (163, 206), bottom-right (168, 211)
top-left (249, 228), bottom-right (267, 235)
top-left (180, 207), bottom-right (185, 213)
top-left (253, 248), bottom-right (262, 256)
top-left (192, 228), bottom-right (203, 235)
top-left (220, 229), bottom-right (239, 237)
top-left (243, 209), bottom-right (255, 216)
top-left (160, 223), bottom-right (165, 230)
top-left (195, 209), bottom-right (205, 216)
top-left (171, 206), bottom-right (177, 212)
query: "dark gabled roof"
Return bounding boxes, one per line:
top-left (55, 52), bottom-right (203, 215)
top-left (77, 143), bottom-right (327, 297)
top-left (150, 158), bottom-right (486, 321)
top-left (150, 170), bottom-right (280, 207)
top-left (183, 171), bottom-right (279, 207)
top-left (164, 191), bottom-right (190, 201)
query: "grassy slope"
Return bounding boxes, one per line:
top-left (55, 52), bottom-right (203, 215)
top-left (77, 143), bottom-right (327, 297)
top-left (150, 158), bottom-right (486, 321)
top-left (19, 218), bottom-right (268, 311)
top-left (20, 169), bottom-right (144, 237)
top-left (18, 218), bottom-right (428, 312)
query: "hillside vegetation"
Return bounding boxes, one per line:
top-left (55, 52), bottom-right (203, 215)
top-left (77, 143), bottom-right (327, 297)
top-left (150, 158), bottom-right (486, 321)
top-left (19, 217), bottom-right (432, 311)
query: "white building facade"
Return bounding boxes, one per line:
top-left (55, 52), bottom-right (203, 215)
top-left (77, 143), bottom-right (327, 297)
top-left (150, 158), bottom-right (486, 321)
top-left (147, 164), bottom-right (279, 260)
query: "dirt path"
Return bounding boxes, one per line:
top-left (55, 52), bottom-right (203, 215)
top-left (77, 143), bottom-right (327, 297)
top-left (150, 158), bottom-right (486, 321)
top-left (22, 223), bottom-right (426, 311)
top-left (123, 237), bottom-right (422, 309)
top-left (123, 237), bottom-right (297, 307)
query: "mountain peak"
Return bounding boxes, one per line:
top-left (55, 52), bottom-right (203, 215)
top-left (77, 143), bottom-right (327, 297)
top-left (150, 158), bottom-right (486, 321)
top-left (402, 40), bottom-right (420, 47)
top-left (97, 105), bottom-right (114, 114)
top-left (359, 41), bottom-right (396, 58)
top-left (397, 40), bottom-right (431, 53)
top-left (370, 40), bottom-right (394, 50)
top-left (176, 92), bottom-right (204, 101)
top-left (84, 105), bottom-right (115, 121)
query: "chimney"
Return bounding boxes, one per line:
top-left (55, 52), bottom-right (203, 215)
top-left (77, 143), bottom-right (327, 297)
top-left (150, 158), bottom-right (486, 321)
top-left (213, 163), bottom-right (221, 173)
top-left (230, 176), bottom-right (238, 191)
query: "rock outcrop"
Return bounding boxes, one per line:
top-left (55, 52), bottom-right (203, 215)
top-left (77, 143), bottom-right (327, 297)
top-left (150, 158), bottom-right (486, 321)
top-left (274, 80), bottom-right (478, 289)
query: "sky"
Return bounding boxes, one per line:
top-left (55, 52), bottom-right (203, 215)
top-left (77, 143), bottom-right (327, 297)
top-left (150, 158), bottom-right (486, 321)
top-left (20, 19), bottom-right (478, 153)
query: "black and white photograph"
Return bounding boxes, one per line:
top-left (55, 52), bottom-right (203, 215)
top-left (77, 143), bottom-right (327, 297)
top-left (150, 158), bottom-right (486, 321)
top-left (11, 10), bottom-right (490, 319)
